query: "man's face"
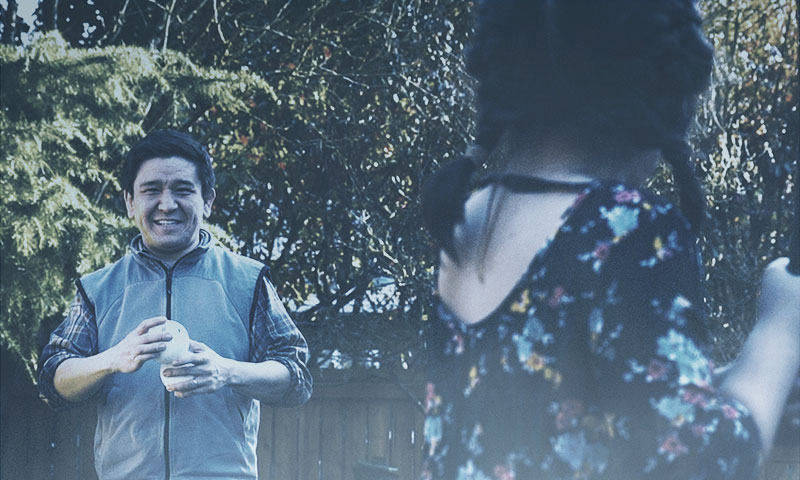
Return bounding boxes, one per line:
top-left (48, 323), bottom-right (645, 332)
top-left (124, 156), bottom-right (215, 262)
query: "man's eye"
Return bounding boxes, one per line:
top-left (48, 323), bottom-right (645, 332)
top-left (177, 189), bottom-right (194, 195)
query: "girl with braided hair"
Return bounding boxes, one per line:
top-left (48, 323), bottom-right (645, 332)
top-left (420, 0), bottom-right (800, 479)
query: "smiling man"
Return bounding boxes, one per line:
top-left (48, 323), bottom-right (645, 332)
top-left (37, 129), bottom-right (312, 480)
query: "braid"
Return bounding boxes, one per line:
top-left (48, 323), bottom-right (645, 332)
top-left (662, 141), bottom-right (707, 232)
top-left (421, 0), bottom-right (548, 261)
top-left (422, 155), bottom-right (478, 262)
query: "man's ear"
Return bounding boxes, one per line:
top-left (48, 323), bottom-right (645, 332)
top-left (203, 188), bottom-right (216, 218)
top-left (124, 191), bottom-right (135, 219)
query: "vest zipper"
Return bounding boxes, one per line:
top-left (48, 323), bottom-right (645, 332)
top-left (151, 248), bottom-right (196, 480)
top-left (164, 265), bottom-right (174, 480)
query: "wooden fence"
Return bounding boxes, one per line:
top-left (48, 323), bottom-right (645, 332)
top-left (258, 378), bottom-right (424, 480)
top-left (0, 347), bottom-right (425, 480)
top-left (2, 346), bottom-right (798, 480)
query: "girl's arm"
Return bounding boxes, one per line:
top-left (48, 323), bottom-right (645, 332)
top-left (719, 257), bottom-right (800, 455)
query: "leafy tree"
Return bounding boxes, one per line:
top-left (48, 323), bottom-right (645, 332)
top-left (2, 1), bottom-right (477, 379)
top-left (1, 0), bottom-right (796, 384)
top-left (700, 0), bottom-right (798, 362)
top-left (0, 0), bottom-right (30, 45)
top-left (191, 0), bottom-right (475, 372)
top-left (0, 32), bottom-right (270, 379)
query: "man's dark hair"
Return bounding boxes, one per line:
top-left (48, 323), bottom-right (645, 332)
top-left (122, 129), bottom-right (215, 199)
top-left (423, 0), bottom-right (714, 259)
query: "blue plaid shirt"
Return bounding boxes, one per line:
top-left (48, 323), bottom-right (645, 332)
top-left (38, 274), bottom-right (312, 410)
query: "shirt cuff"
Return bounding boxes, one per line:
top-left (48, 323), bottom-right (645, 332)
top-left (37, 351), bottom-right (83, 411)
top-left (263, 356), bottom-right (312, 407)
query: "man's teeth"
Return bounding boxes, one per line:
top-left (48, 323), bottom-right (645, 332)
top-left (155, 220), bottom-right (179, 225)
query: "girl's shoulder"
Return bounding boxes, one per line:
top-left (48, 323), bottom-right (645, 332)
top-left (569, 181), bottom-right (692, 241)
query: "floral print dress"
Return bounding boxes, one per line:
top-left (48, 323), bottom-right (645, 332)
top-left (421, 182), bottom-right (761, 480)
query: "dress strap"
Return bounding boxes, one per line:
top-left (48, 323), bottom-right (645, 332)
top-left (475, 173), bottom-right (593, 193)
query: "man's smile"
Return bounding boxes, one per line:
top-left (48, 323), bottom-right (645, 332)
top-left (154, 219), bottom-right (181, 226)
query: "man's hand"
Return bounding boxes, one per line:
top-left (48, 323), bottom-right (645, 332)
top-left (53, 316), bottom-right (171, 402)
top-left (162, 340), bottom-right (231, 398)
top-left (102, 316), bottom-right (171, 374)
top-left (161, 340), bottom-right (293, 403)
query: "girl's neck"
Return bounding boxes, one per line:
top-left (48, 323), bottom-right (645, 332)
top-left (498, 130), bottom-right (660, 186)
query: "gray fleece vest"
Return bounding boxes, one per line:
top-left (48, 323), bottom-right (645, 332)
top-left (79, 231), bottom-right (265, 480)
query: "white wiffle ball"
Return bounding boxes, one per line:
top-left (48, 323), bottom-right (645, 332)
top-left (151, 320), bottom-right (191, 364)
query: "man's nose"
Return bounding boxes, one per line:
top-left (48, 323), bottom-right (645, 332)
top-left (158, 191), bottom-right (178, 211)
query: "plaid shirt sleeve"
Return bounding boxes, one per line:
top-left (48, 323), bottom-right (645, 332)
top-left (37, 290), bottom-right (99, 410)
top-left (250, 274), bottom-right (312, 406)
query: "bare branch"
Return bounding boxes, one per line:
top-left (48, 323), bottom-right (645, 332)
top-left (161, 0), bottom-right (177, 53)
top-left (212, 0), bottom-right (226, 42)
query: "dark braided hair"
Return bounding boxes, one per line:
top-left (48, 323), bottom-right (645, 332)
top-left (422, 0), bottom-right (714, 259)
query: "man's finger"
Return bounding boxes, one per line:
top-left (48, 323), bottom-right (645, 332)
top-left (174, 383), bottom-right (215, 398)
top-left (137, 343), bottom-right (167, 356)
top-left (172, 351), bottom-right (198, 366)
top-left (164, 361), bottom-right (197, 374)
top-left (163, 364), bottom-right (210, 378)
top-left (142, 331), bottom-right (172, 344)
top-left (170, 377), bottom-right (203, 392)
top-left (137, 316), bottom-right (167, 334)
top-left (173, 348), bottom-right (210, 366)
top-left (137, 353), bottom-right (160, 363)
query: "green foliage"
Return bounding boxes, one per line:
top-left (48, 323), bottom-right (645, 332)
top-left (1, 0), bottom-right (477, 378)
top-left (1, 0), bottom-right (796, 382)
top-left (0, 31), bottom-right (269, 379)
top-left (700, 0), bottom-right (798, 362)
top-left (647, 0), bottom-right (798, 362)
top-left (188, 1), bottom-right (475, 371)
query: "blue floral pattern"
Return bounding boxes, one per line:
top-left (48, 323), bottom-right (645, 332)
top-left (421, 183), bottom-right (761, 480)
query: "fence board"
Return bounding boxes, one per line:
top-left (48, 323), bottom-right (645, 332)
top-left (367, 402), bottom-right (392, 464)
top-left (319, 398), bottom-right (346, 480)
top-left (52, 408), bottom-right (75, 477)
top-left (344, 400), bottom-right (369, 475)
top-left (392, 399), bottom-right (421, 480)
top-left (415, 400), bottom-right (425, 477)
top-left (298, 399), bottom-right (322, 480)
top-left (270, 406), bottom-right (301, 480)
top-left (76, 409), bottom-right (98, 480)
top-left (29, 386), bottom-right (53, 479)
top-left (257, 404), bottom-right (275, 479)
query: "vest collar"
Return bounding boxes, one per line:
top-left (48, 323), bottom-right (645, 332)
top-left (130, 229), bottom-right (213, 268)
